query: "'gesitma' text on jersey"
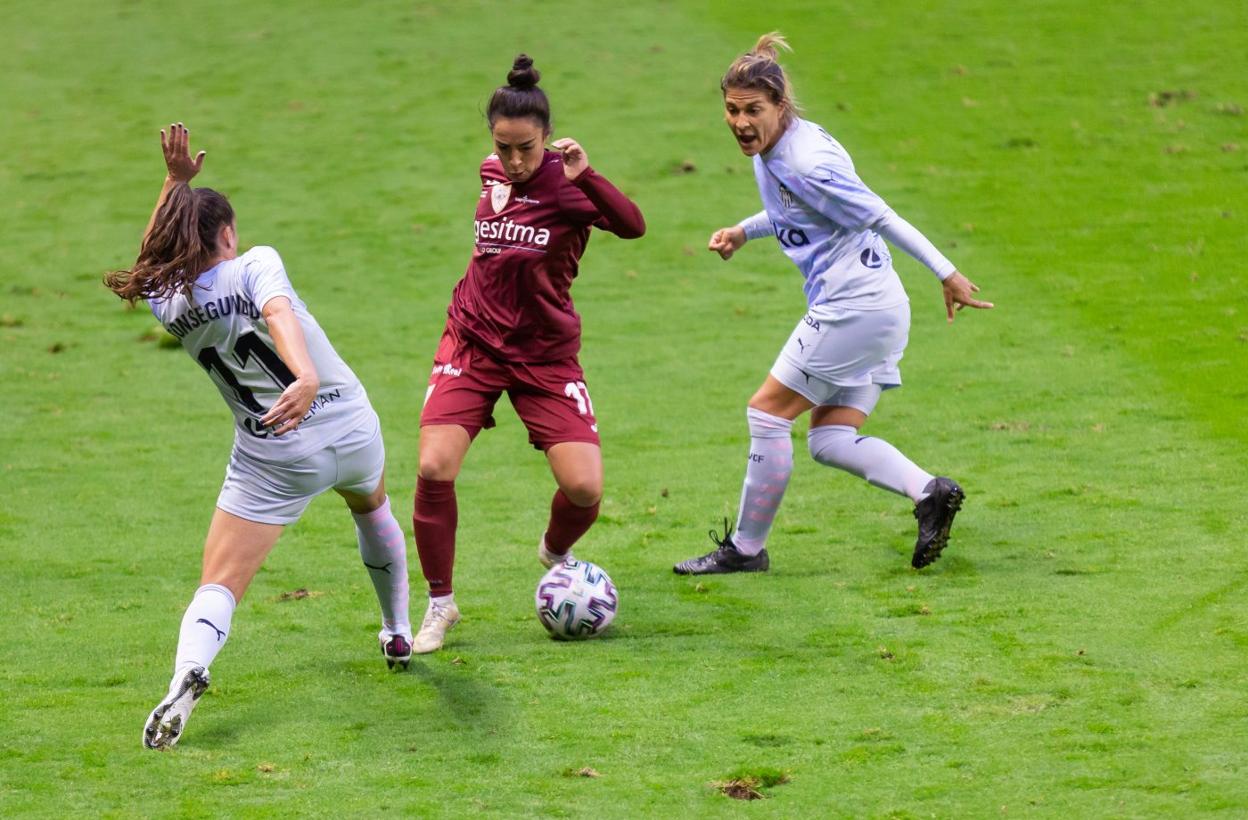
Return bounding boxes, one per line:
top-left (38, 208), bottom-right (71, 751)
top-left (748, 118), bottom-right (908, 311)
top-left (448, 151), bottom-right (645, 362)
top-left (149, 246), bottom-right (372, 462)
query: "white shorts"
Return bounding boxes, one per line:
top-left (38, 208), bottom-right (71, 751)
top-left (216, 410), bottom-right (385, 525)
top-left (770, 302), bottom-right (910, 413)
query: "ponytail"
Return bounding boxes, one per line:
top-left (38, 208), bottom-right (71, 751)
top-left (105, 186), bottom-right (234, 304)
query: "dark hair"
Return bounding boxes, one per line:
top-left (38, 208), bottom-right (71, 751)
top-left (105, 185), bottom-right (235, 304)
top-left (486, 54), bottom-right (552, 130)
top-left (721, 32), bottom-right (800, 114)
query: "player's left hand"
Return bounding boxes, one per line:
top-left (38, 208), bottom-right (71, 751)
top-left (942, 271), bottom-right (994, 323)
top-left (260, 376), bottom-right (320, 436)
top-left (551, 138), bottom-right (589, 180)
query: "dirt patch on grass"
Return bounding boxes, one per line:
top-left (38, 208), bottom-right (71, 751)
top-left (712, 769), bottom-right (790, 800)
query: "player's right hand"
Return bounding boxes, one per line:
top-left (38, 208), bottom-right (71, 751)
top-left (941, 271), bottom-right (994, 323)
top-left (708, 225), bottom-right (746, 260)
top-left (161, 122), bottom-right (205, 184)
top-left (261, 376), bottom-right (319, 436)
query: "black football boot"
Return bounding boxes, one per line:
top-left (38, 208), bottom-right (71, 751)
top-left (673, 520), bottom-right (770, 575)
top-left (911, 477), bottom-right (964, 568)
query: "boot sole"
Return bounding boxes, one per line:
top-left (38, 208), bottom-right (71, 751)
top-left (143, 667), bottom-right (209, 750)
top-left (912, 486), bottom-right (964, 568)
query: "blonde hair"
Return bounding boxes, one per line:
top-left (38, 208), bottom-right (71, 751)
top-left (721, 32), bottom-right (799, 114)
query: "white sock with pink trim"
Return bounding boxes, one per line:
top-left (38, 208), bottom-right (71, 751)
top-left (808, 424), bottom-right (933, 502)
top-left (732, 408), bottom-right (795, 557)
top-left (353, 496), bottom-right (412, 637)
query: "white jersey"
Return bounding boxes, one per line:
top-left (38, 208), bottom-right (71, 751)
top-left (743, 118), bottom-right (908, 311)
top-left (149, 246), bottom-right (372, 463)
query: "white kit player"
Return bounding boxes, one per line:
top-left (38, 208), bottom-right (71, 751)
top-left (105, 124), bottom-right (413, 750)
top-left (674, 35), bottom-right (994, 576)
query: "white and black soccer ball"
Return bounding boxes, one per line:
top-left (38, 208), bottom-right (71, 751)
top-left (535, 559), bottom-right (618, 640)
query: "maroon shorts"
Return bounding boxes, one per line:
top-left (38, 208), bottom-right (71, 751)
top-left (420, 323), bottom-right (600, 450)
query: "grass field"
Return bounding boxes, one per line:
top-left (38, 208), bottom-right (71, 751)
top-left (2, 0), bottom-right (1247, 815)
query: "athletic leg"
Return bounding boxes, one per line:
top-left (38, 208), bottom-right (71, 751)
top-left (179, 508), bottom-right (282, 676)
top-left (410, 326), bottom-right (504, 653)
top-left (414, 424), bottom-right (471, 596)
top-left (808, 398), bottom-right (934, 502)
top-left (541, 441), bottom-right (603, 565)
top-left (673, 375), bottom-right (810, 575)
top-left (505, 358), bottom-right (603, 568)
top-left (145, 509), bottom-right (283, 750)
top-left (337, 474), bottom-right (412, 667)
top-left (410, 424), bottom-right (471, 652)
top-left (808, 391), bottom-right (962, 568)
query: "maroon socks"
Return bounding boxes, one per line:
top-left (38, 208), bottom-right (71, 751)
top-left (544, 488), bottom-right (600, 555)
top-left (413, 477), bottom-right (457, 596)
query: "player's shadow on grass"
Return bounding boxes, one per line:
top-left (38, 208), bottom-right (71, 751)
top-left (405, 657), bottom-right (508, 734)
top-left (187, 703), bottom-right (245, 748)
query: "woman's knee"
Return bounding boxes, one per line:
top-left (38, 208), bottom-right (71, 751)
top-left (558, 475), bottom-right (602, 507)
top-left (418, 452), bottom-right (462, 482)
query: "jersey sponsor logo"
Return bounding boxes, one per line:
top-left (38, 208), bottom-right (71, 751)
top-left (298, 388), bottom-right (343, 423)
top-left (432, 363), bottom-right (463, 377)
top-left (802, 314), bottom-right (821, 332)
top-left (474, 216), bottom-right (552, 249)
top-left (773, 223), bottom-right (810, 248)
top-left (860, 248), bottom-right (884, 269)
top-left (491, 183), bottom-right (512, 214)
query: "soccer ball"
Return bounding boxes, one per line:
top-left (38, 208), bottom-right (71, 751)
top-left (535, 559), bottom-right (618, 640)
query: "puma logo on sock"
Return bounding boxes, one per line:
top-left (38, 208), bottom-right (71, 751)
top-left (196, 618), bottom-right (225, 642)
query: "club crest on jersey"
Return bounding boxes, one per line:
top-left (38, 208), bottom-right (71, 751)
top-left (491, 183), bottom-right (512, 214)
top-left (779, 184), bottom-right (795, 210)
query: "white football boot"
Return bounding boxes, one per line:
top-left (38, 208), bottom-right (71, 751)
top-left (538, 534), bottom-right (574, 569)
top-left (143, 665), bottom-right (210, 750)
top-left (412, 598), bottom-right (460, 654)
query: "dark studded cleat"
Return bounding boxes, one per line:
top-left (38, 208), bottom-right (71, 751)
top-left (673, 519), bottom-right (770, 575)
top-left (912, 477), bottom-right (964, 569)
top-left (382, 634), bottom-right (413, 670)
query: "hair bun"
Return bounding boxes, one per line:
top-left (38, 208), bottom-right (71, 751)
top-left (507, 54), bottom-right (540, 89)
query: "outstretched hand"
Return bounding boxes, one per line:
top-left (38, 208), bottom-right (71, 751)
top-left (551, 137), bottom-right (589, 180)
top-left (161, 122), bottom-right (205, 183)
top-left (941, 271), bottom-right (994, 323)
top-left (708, 225), bottom-right (747, 260)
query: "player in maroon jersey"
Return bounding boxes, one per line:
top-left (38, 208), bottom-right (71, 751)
top-left (410, 54), bottom-right (645, 652)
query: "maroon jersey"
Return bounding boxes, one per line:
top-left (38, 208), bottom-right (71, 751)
top-left (447, 151), bottom-right (645, 362)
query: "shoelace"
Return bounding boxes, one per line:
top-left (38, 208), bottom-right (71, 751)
top-left (422, 603), bottom-right (452, 628)
top-left (707, 517), bottom-right (737, 551)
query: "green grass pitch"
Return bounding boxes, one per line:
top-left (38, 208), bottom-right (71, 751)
top-left (2, 0), bottom-right (1246, 815)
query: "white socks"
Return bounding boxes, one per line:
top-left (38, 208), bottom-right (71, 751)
top-left (733, 408), bottom-right (795, 556)
top-left (808, 424), bottom-right (933, 502)
top-left (353, 496), bottom-right (412, 638)
top-left (172, 583), bottom-right (236, 687)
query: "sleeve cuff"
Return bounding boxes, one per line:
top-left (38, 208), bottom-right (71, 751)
top-left (737, 211), bottom-right (772, 241)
